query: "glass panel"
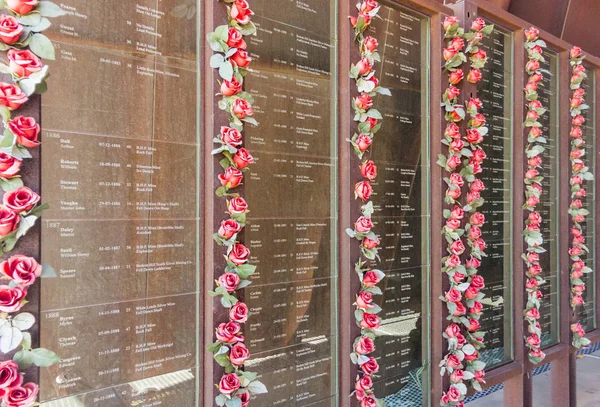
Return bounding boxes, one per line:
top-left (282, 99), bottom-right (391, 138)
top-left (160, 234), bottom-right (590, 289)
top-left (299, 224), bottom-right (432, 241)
top-left (241, 1), bottom-right (339, 405)
top-left (355, 3), bottom-right (430, 406)
top-left (477, 22), bottom-right (514, 367)
top-left (538, 49), bottom-right (560, 347)
top-left (38, 0), bottom-right (201, 405)
top-left (578, 68), bottom-right (596, 330)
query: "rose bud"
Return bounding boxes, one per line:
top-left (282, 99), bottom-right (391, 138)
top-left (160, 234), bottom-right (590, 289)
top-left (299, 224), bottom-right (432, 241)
top-left (7, 116), bottom-right (39, 148)
top-left (525, 81), bottom-right (538, 93)
top-left (446, 154), bottom-right (461, 170)
top-left (218, 167), bottom-right (243, 189)
top-left (363, 36), bottom-right (378, 52)
top-left (229, 343), bottom-right (250, 366)
top-left (467, 68), bottom-right (482, 83)
top-left (466, 258), bottom-right (481, 269)
top-left (231, 98), bottom-right (253, 119)
top-left (528, 156), bottom-right (542, 167)
top-left (572, 294), bottom-right (584, 306)
top-left (361, 313), bottom-right (380, 329)
top-left (233, 148), bottom-right (254, 169)
top-left (354, 216), bottom-right (373, 233)
top-left (219, 373), bottom-right (241, 395)
top-left (356, 57), bottom-right (373, 76)
top-left (443, 16), bottom-right (459, 31)
top-left (360, 357), bottom-right (379, 374)
top-left (0, 285), bottom-right (26, 313)
top-left (530, 72), bottom-right (543, 83)
top-left (229, 301), bottom-right (249, 323)
top-left (230, 50), bottom-right (251, 68)
top-left (362, 236), bottom-right (380, 250)
top-left (527, 195), bottom-right (539, 207)
top-left (365, 117), bottom-right (378, 130)
top-left (356, 134), bottom-right (372, 152)
top-left (572, 269), bottom-right (584, 280)
top-left (2, 383), bottom-right (38, 407)
top-left (574, 64), bottom-right (586, 74)
top-left (573, 115), bottom-right (585, 126)
top-left (355, 336), bottom-right (375, 354)
top-left (525, 168), bottom-right (539, 179)
top-left (446, 86), bottom-right (460, 100)
top-left (7, 49), bottom-right (42, 78)
top-left (0, 83), bottom-right (27, 111)
top-left (226, 27), bottom-right (246, 49)
top-left (471, 17), bottom-right (486, 31)
top-left (570, 126), bottom-right (582, 139)
top-left (525, 26), bottom-right (539, 41)
top-left (571, 46), bottom-right (582, 58)
top-left (450, 37), bottom-right (465, 51)
top-left (448, 107), bottom-right (464, 122)
top-left (228, 243), bottom-right (250, 265)
top-left (467, 97), bottom-right (482, 110)
top-left (218, 273), bottom-right (240, 292)
top-left (0, 16), bottom-right (23, 45)
top-left (573, 284), bottom-right (585, 294)
top-left (6, 0), bottom-right (39, 15)
top-left (356, 291), bottom-right (373, 309)
top-left (443, 47), bottom-right (457, 61)
top-left (571, 96), bottom-right (583, 108)
top-left (360, 160), bottom-right (377, 180)
top-left (354, 181), bottom-right (373, 201)
top-left (355, 93), bottom-right (373, 110)
top-left (576, 188), bottom-right (586, 197)
top-left (571, 149), bottom-right (584, 159)
top-left (230, 0), bottom-right (254, 25)
top-left (471, 49), bottom-right (487, 62)
top-left (220, 78), bottom-right (242, 96)
top-left (448, 69), bottom-right (464, 85)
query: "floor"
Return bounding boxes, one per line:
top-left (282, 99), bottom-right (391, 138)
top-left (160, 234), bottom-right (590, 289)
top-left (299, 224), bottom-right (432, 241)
top-left (467, 349), bottom-right (600, 406)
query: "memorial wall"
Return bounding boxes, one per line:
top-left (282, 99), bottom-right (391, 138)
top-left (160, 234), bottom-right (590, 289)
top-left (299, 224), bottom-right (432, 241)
top-left (39, 1), bottom-right (200, 405)
top-left (477, 24), bottom-right (514, 367)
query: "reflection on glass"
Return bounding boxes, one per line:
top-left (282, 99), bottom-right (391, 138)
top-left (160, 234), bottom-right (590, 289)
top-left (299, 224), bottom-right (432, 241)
top-left (241, 1), bottom-right (339, 405)
top-left (477, 23), bottom-right (514, 368)
top-left (578, 68), bottom-right (596, 331)
top-left (356, 3), bottom-right (430, 406)
top-left (537, 50), bottom-right (560, 348)
top-left (39, 1), bottom-right (200, 405)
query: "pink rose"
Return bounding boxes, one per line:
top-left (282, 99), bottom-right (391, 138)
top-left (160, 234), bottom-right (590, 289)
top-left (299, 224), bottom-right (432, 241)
top-left (445, 123), bottom-right (460, 138)
top-left (0, 361), bottom-right (22, 394)
top-left (355, 336), bottom-right (375, 354)
top-left (5, 0), bottom-right (38, 15)
top-left (363, 36), bottom-right (378, 52)
top-left (360, 357), bottom-right (379, 374)
top-left (528, 264), bottom-right (542, 276)
top-left (571, 46), bottom-right (582, 58)
top-left (231, 49), bottom-right (251, 68)
top-left (471, 17), bottom-right (486, 31)
top-left (354, 181), bottom-right (372, 201)
top-left (450, 37), bottom-right (464, 51)
top-left (7, 116), bottom-right (40, 148)
top-left (219, 373), bottom-right (241, 395)
top-left (361, 313), bottom-right (380, 329)
top-left (230, 0), bottom-right (253, 25)
top-left (232, 98), bottom-right (253, 118)
top-left (7, 49), bottom-right (42, 78)
top-left (228, 243), bottom-right (250, 266)
top-left (0, 153), bottom-right (21, 179)
top-left (218, 219), bottom-right (242, 240)
top-left (449, 138), bottom-right (464, 152)
top-left (360, 160), bottom-right (377, 180)
top-left (0, 255), bottom-right (41, 287)
top-left (0, 83), bottom-right (27, 110)
top-left (3, 186), bottom-right (39, 214)
top-left (0, 16), bottom-right (22, 45)
top-left (448, 69), bottom-right (464, 85)
top-left (2, 383), bottom-right (38, 407)
top-left (443, 16), bottom-right (459, 31)
top-left (229, 302), bottom-right (249, 323)
top-left (218, 273), bottom-right (240, 292)
top-left (356, 292), bottom-right (373, 310)
top-left (443, 47), bottom-right (457, 62)
top-left (356, 58), bottom-right (372, 76)
top-left (220, 78), bottom-right (242, 96)
top-left (226, 27), bottom-right (246, 49)
top-left (573, 115), bottom-right (585, 126)
top-left (528, 156), bottom-right (542, 167)
top-left (356, 134), bottom-right (372, 152)
top-left (525, 27), bottom-right (539, 41)
top-left (446, 354), bottom-right (461, 369)
top-left (355, 94), bottom-right (373, 110)
top-left (0, 286), bottom-right (26, 313)
top-left (465, 128), bottom-right (483, 144)
top-left (0, 207), bottom-right (18, 237)
top-left (446, 218), bottom-right (460, 231)
top-left (361, 397), bottom-right (377, 407)
top-left (233, 148), bottom-right (254, 169)
top-left (450, 369), bottom-right (464, 383)
top-left (215, 322), bottom-right (243, 343)
top-left (218, 167), bottom-right (243, 189)
top-left (229, 343), bottom-right (249, 366)
top-left (445, 288), bottom-right (462, 303)
top-left (467, 68), bottom-right (482, 83)
top-left (355, 375), bottom-right (373, 391)
top-left (362, 270), bottom-right (380, 287)
top-left (446, 154), bottom-right (461, 169)
top-left (362, 236), bottom-right (379, 250)
top-left (227, 197), bottom-right (248, 214)
top-left (355, 216), bottom-right (373, 233)
top-left (469, 301), bottom-right (483, 315)
top-left (470, 212), bottom-right (485, 226)
top-left (450, 240), bottom-right (465, 256)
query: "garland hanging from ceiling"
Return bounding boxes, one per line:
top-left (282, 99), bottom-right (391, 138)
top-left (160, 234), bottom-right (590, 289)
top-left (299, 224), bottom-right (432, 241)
top-left (521, 26), bottom-right (547, 364)
top-left (347, 1), bottom-right (391, 406)
top-left (568, 45), bottom-right (593, 350)
top-left (438, 17), bottom-right (493, 406)
top-left (206, 0), bottom-right (267, 405)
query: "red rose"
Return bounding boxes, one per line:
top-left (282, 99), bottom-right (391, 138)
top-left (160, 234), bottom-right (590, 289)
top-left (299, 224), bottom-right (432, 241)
top-left (360, 357), bottom-right (379, 374)
top-left (6, 0), bottom-right (38, 15)
top-left (361, 397), bottom-right (377, 407)
top-left (232, 98), bottom-right (253, 118)
top-left (0, 153), bottom-right (21, 179)
top-left (570, 126), bottom-right (582, 139)
top-left (448, 107), bottom-right (464, 122)
top-left (360, 160), bottom-right (377, 180)
top-left (362, 270), bottom-right (380, 287)
top-left (0, 285), bottom-right (26, 313)
top-left (571, 46), bottom-right (582, 58)
top-left (467, 68), bottom-right (482, 83)
top-left (227, 197), bottom-right (247, 214)
top-left (229, 343), bottom-right (250, 366)
top-left (363, 36), bottom-right (378, 52)
top-left (229, 302), bottom-right (249, 323)
top-left (443, 16), bottom-right (459, 31)
top-left (3, 186), bottom-right (39, 214)
top-left (7, 116), bottom-right (39, 148)
top-left (0, 255), bottom-right (41, 287)
top-left (449, 138), bottom-right (464, 152)
top-left (446, 154), bottom-right (461, 169)
top-left (361, 313), bottom-right (380, 330)
top-left (354, 181), bottom-right (372, 201)
top-left (233, 148), bottom-right (254, 169)
top-left (2, 382), bottom-right (38, 407)
top-left (355, 94), bottom-right (373, 110)
top-left (356, 134), bottom-right (372, 152)
top-left (527, 333), bottom-right (540, 347)
top-left (229, 0), bottom-right (253, 25)
top-left (216, 322), bottom-right (243, 343)
top-left (362, 236), bottom-right (379, 250)
top-left (354, 293), bottom-right (373, 313)
top-left (219, 373), bottom-right (241, 395)
top-left (573, 115), bottom-right (585, 126)
top-left (0, 361), bottom-right (22, 394)
top-left (445, 323), bottom-right (460, 338)
top-left (218, 219), bottom-right (241, 240)
top-left (355, 375), bottom-right (373, 391)
top-left (530, 72), bottom-right (543, 83)
top-left (220, 78), bottom-right (242, 96)
top-left (218, 273), bottom-right (240, 292)
top-left (0, 16), bottom-right (22, 45)
top-left (525, 308), bottom-right (540, 319)
top-left (226, 27), bottom-right (246, 49)
top-left (445, 288), bottom-right (462, 303)
top-left (0, 207), bottom-right (18, 237)
top-left (218, 167), bottom-right (243, 189)
top-left (445, 86), bottom-right (460, 101)
top-left (471, 17), bottom-right (486, 31)
top-left (526, 278), bottom-right (539, 290)
top-left (230, 49), bottom-right (251, 69)
top-left (7, 49), bottom-right (42, 78)
top-left (465, 128), bottom-right (483, 144)
top-left (237, 390), bottom-right (250, 407)
top-left (0, 83), bottom-right (27, 111)
top-left (356, 58), bottom-right (372, 76)
top-left (450, 37), bottom-right (464, 51)
top-left (448, 69), bottom-right (464, 85)
top-left (446, 354), bottom-right (461, 369)
top-left (445, 123), bottom-right (460, 138)
top-left (228, 243), bottom-right (250, 265)
top-left (355, 336), bottom-right (375, 354)
top-left (443, 47), bottom-right (457, 62)
top-left (354, 216), bottom-right (373, 233)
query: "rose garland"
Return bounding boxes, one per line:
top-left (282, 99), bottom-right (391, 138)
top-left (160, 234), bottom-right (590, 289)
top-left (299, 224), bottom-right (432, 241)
top-left (206, 1), bottom-right (267, 405)
top-left (521, 26), bottom-right (547, 364)
top-left (0, 1), bottom-right (69, 406)
top-left (346, 1), bottom-right (391, 406)
top-left (438, 17), bottom-right (493, 406)
top-left (568, 46), bottom-right (593, 350)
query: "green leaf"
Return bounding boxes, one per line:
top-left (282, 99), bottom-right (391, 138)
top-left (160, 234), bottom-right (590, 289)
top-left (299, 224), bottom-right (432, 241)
top-left (41, 263), bottom-right (57, 278)
top-left (29, 33), bottom-right (55, 60)
top-left (16, 215), bottom-right (37, 239)
top-left (0, 106), bottom-right (10, 123)
top-left (12, 312), bottom-right (35, 331)
top-left (219, 61), bottom-right (234, 81)
top-left (16, 13), bottom-right (42, 26)
top-left (0, 177), bottom-right (22, 192)
top-left (29, 347), bottom-right (60, 367)
top-left (225, 398), bottom-right (242, 407)
top-left (13, 349), bottom-right (33, 370)
top-left (37, 1), bottom-right (67, 17)
top-left (238, 21), bottom-right (257, 36)
top-left (247, 380), bottom-right (268, 395)
top-left (0, 129), bottom-right (14, 148)
top-left (28, 16), bottom-right (51, 32)
top-left (0, 326), bottom-right (22, 353)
